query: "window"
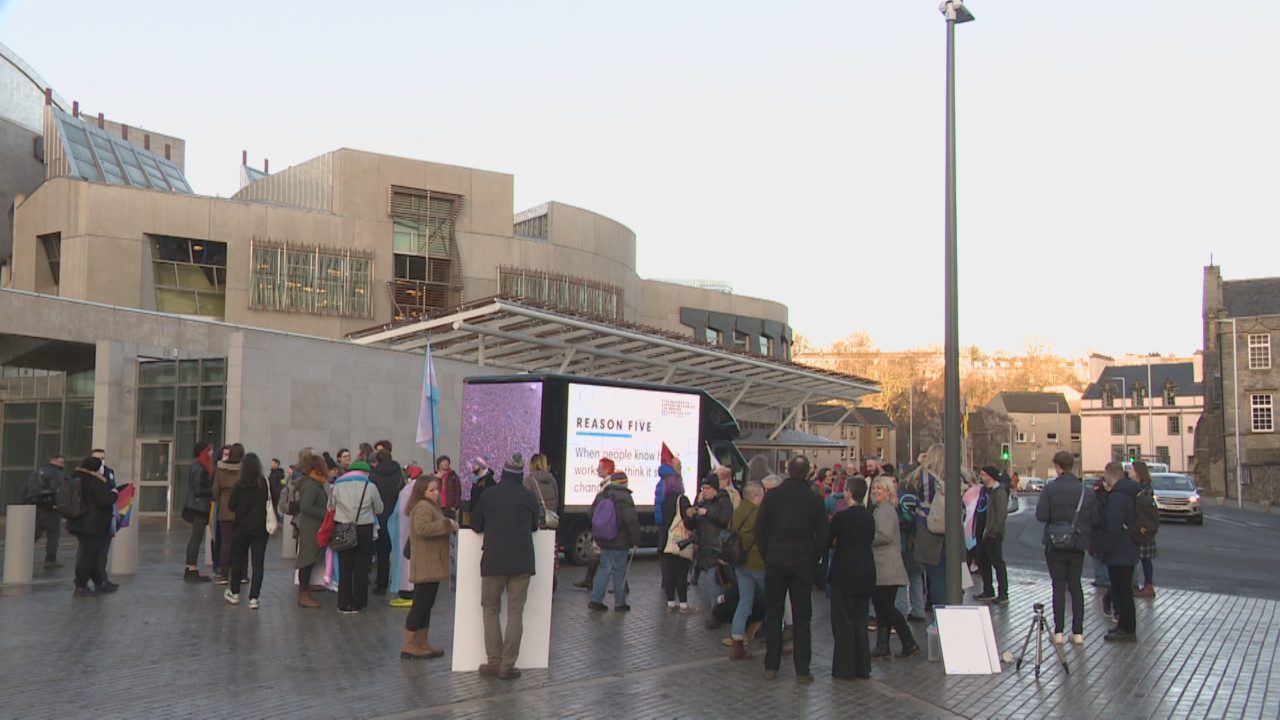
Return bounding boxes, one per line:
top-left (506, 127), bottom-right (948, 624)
top-left (875, 447), bottom-right (883, 457)
top-left (875, 427), bottom-right (885, 440)
top-left (733, 331), bottom-right (748, 351)
top-left (1110, 415), bottom-right (1140, 435)
top-left (513, 213), bottom-right (548, 241)
top-left (389, 186), bottom-right (464, 319)
top-left (1133, 383), bottom-right (1147, 408)
top-left (1047, 432), bottom-right (1059, 442)
top-left (1101, 385), bottom-right (1115, 408)
top-left (1252, 394), bottom-right (1274, 432)
top-left (1016, 431), bottom-right (1027, 443)
top-left (39, 233), bottom-right (61, 285)
top-left (150, 235), bottom-right (227, 318)
top-left (249, 240), bottom-right (372, 318)
top-left (1111, 445), bottom-right (1141, 462)
top-left (497, 267), bottom-right (623, 321)
top-left (704, 327), bottom-right (722, 345)
top-left (1168, 416), bottom-right (1181, 434)
top-left (1249, 334), bottom-right (1271, 370)
top-left (1155, 446), bottom-right (1170, 463)
top-left (758, 335), bottom-right (772, 356)
top-left (1030, 415), bottom-right (1036, 426)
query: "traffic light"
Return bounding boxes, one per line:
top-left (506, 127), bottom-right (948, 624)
top-left (1000, 443), bottom-right (1010, 461)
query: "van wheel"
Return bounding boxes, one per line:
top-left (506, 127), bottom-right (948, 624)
top-left (566, 525), bottom-right (594, 566)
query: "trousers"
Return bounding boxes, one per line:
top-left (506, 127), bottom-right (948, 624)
top-left (1045, 548), bottom-right (1085, 634)
top-left (481, 574), bottom-right (531, 671)
top-left (230, 529), bottom-right (268, 599)
top-left (829, 589), bottom-right (871, 679)
top-left (764, 562), bottom-right (814, 676)
top-left (35, 507), bottom-right (61, 563)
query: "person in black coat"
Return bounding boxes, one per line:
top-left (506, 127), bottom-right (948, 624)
top-left (470, 454), bottom-right (540, 679)
top-left (370, 449), bottom-right (404, 595)
top-left (67, 457), bottom-right (121, 596)
top-left (1096, 461), bottom-right (1141, 642)
top-left (693, 478), bottom-right (733, 627)
top-left (225, 453), bottom-right (277, 608)
top-left (756, 455), bottom-right (830, 684)
top-left (827, 476), bottom-right (876, 680)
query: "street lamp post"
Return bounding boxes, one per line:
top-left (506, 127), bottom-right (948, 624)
top-left (940, 0), bottom-right (973, 607)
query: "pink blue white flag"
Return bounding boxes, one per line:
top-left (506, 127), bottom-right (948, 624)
top-left (416, 339), bottom-right (440, 455)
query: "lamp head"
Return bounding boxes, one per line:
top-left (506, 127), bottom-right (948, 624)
top-left (940, 0), bottom-right (976, 23)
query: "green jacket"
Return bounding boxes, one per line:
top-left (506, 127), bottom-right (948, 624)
top-left (731, 501), bottom-right (764, 571)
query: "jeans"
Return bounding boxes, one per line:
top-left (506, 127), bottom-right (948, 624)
top-left (977, 535), bottom-right (1007, 598)
top-left (1108, 565), bottom-right (1137, 633)
top-left (764, 563), bottom-right (814, 675)
top-left (830, 589), bottom-right (871, 679)
top-left (591, 548), bottom-right (631, 606)
top-left (74, 534), bottom-right (109, 588)
top-left (374, 522), bottom-right (392, 592)
top-left (1091, 554), bottom-right (1110, 586)
top-left (230, 529), bottom-right (268, 599)
top-left (35, 507), bottom-right (60, 563)
top-left (924, 558), bottom-right (947, 607)
top-left (219, 520), bottom-right (235, 575)
top-left (732, 567), bottom-right (766, 639)
top-left (661, 554), bottom-right (691, 603)
top-left (185, 512), bottom-right (208, 566)
top-left (897, 564), bottom-right (926, 617)
top-left (482, 574), bottom-right (531, 671)
top-left (706, 563), bottom-right (725, 610)
top-left (1045, 548), bottom-right (1085, 634)
top-left (1140, 558), bottom-right (1154, 586)
top-left (337, 524), bottom-right (374, 611)
top-left (405, 581), bottom-right (440, 631)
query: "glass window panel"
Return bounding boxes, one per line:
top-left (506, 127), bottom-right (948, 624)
top-left (2, 469), bottom-right (31, 508)
top-left (138, 361), bottom-right (176, 386)
top-left (199, 408), bottom-right (224, 448)
top-left (39, 402), bottom-right (62, 431)
top-left (2, 421), bottom-right (37, 466)
top-left (63, 400), bottom-right (94, 458)
top-left (201, 359), bottom-right (226, 384)
top-left (178, 360), bottom-right (200, 384)
top-left (176, 419), bottom-right (197, 462)
top-left (37, 433), bottom-right (61, 466)
top-left (137, 386), bottom-right (175, 435)
top-left (5, 403), bottom-right (37, 421)
top-left (393, 219), bottom-right (425, 253)
top-left (174, 264), bottom-right (217, 291)
top-left (196, 292), bottom-right (225, 318)
top-left (67, 370), bottom-right (95, 398)
top-left (200, 385), bottom-right (224, 408)
top-left (176, 386), bottom-right (199, 417)
top-left (153, 262), bottom-right (178, 288)
top-left (156, 288), bottom-right (199, 314)
top-left (152, 236), bottom-right (192, 262)
top-left (139, 485), bottom-right (168, 513)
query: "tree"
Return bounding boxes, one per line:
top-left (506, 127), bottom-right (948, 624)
top-left (830, 331), bottom-right (877, 354)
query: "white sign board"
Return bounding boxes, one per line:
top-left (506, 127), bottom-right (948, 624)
top-left (563, 383), bottom-right (701, 508)
top-left (934, 606), bottom-right (1002, 675)
top-left (451, 529), bottom-right (556, 672)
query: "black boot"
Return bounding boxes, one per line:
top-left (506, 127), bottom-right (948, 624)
top-left (872, 625), bottom-right (891, 658)
top-left (897, 626), bottom-right (920, 658)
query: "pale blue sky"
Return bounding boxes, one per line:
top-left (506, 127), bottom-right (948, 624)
top-left (3, 1), bottom-right (1277, 357)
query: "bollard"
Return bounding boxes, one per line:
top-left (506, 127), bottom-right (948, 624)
top-left (107, 517), bottom-right (138, 576)
top-left (281, 515), bottom-right (297, 559)
top-left (3, 505), bottom-right (37, 584)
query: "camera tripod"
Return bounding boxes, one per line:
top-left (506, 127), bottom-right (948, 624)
top-left (1015, 603), bottom-right (1069, 678)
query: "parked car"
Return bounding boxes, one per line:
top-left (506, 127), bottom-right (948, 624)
top-left (1149, 472), bottom-right (1203, 525)
top-left (1021, 477), bottom-right (1045, 494)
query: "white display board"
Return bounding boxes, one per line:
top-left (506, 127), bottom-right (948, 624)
top-left (934, 606), bottom-right (1002, 675)
top-left (563, 383), bottom-right (701, 508)
top-left (451, 529), bottom-right (556, 672)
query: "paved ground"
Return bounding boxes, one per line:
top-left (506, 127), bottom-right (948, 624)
top-left (2, 521), bottom-right (1278, 719)
top-left (1005, 493), bottom-right (1280, 600)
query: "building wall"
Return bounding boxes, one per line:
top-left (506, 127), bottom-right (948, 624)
top-left (0, 117), bottom-right (44, 264)
top-left (640, 280), bottom-right (788, 339)
top-left (1207, 316), bottom-right (1280, 499)
top-left (1005, 410), bottom-right (1076, 478)
top-left (1080, 398), bottom-right (1201, 474)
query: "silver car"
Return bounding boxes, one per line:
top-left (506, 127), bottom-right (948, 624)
top-left (1150, 472), bottom-right (1204, 525)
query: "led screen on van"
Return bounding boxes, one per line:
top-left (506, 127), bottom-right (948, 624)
top-left (564, 383), bottom-right (701, 508)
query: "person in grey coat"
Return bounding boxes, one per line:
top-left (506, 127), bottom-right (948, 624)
top-left (1035, 451), bottom-right (1097, 644)
top-left (870, 477), bottom-right (918, 659)
top-left (293, 454), bottom-right (330, 608)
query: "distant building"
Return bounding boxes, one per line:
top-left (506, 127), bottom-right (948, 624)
top-left (1079, 357), bottom-right (1203, 475)
top-left (798, 404), bottom-right (897, 471)
top-left (1199, 265), bottom-right (1280, 502)
top-left (987, 391), bottom-right (1079, 479)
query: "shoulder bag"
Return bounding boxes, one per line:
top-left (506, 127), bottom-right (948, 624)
top-left (535, 484), bottom-right (559, 530)
top-left (264, 478), bottom-right (279, 536)
top-left (663, 502), bottom-right (696, 561)
top-left (1046, 484), bottom-right (1086, 550)
top-left (925, 474), bottom-right (947, 535)
top-left (329, 482), bottom-right (368, 551)
top-left (718, 507), bottom-right (755, 566)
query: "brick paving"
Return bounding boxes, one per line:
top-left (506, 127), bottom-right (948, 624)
top-left (1, 522), bottom-right (1277, 719)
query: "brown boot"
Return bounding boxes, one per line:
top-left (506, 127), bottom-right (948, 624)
top-left (297, 589), bottom-right (320, 608)
top-left (745, 621), bottom-right (762, 644)
top-left (729, 639), bottom-right (752, 661)
top-left (1135, 584), bottom-right (1156, 598)
top-left (400, 629), bottom-right (428, 659)
top-left (416, 628), bottom-right (445, 658)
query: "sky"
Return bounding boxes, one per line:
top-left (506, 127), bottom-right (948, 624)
top-left (3, 1), bottom-right (1277, 358)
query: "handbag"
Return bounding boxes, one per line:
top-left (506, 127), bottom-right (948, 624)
top-left (663, 511), bottom-right (695, 561)
top-left (316, 506), bottom-right (336, 548)
top-left (534, 484), bottom-right (559, 530)
top-left (329, 482), bottom-right (368, 551)
top-left (925, 474), bottom-right (947, 535)
top-left (264, 478), bottom-right (279, 536)
top-left (1047, 484), bottom-right (1087, 550)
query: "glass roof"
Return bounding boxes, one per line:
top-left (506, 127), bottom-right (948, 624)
top-left (52, 108), bottom-right (192, 194)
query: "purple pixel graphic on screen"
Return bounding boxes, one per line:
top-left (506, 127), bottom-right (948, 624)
top-left (460, 381), bottom-right (543, 475)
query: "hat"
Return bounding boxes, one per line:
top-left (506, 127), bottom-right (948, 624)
top-left (610, 471), bottom-right (628, 484)
top-left (981, 465), bottom-right (1002, 483)
top-left (405, 463), bottom-right (423, 480)
top-left (76, 456), bottom-right (107, 481)
top-left (700, 476), bottom-right (718, 490)
top-left (472, 457), bottom-right (489, 470)
top-left (348, 460), bottom-right (372, 473)
top-left (502, 453), bottom-right (525, 481)
top-left (598, 457), bottom-right (616, 475)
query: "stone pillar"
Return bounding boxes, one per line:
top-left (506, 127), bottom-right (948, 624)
top-left (3, 505), bottom-right (36, 585)
top-left (108, 520), bottom-right (139, 576)
top-left (95, 340), bottom-right (140, 575)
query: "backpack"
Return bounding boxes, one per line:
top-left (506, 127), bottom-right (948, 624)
top-left (281, 477), bottom-right (303, 516)
top-left (57, 474), bottom-right (87, 520)
top-left (591, 493), bottom-right (620, 542)
top-left (1125, 485), bottom-right (1161, 544)
top-left (896, 493), bottom-right (918, 533)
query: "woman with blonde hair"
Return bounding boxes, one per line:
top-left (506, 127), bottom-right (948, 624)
top-left (870, 476), bottom-right (919, 658)
top-left (909, 443), bottom-right (948, 607)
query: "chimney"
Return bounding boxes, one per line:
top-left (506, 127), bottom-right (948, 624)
top-left (1193, 351), bottom-right (1204, 384)
top-left (164, 144), bottom-right (171, 160)
top-left (97, 112), bottom-right (104, 129)
top-left (44, 88), bottom-right (52, 106)
top-left (144, 134), bottom-right (151, 151)
top-left (122, 124), bottom-right (128, 141)
top-left (264, 158), bottom-right (269, 173)
top-left (241, 149), bottom-right (247, 166)
top-left (72, 101), bottom-right (79, 117)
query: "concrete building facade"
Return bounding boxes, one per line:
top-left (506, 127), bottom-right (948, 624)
top-left (1079, 357), bottom-right (1203, 476)
top-left (987, 391), bottom-right (1080, 479)
top-left (798, 404), bottom-right (897, 471)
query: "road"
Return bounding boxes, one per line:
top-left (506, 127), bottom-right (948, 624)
top-left (1003, 492), bottom-right (1280, 600)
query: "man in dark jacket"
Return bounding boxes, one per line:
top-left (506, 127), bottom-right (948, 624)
top-left (68, 457), bottom-right (120, 597)
top-left (588, 471), bottom-right (642, 612)
top-left (1096, 461), bottom-right (1140, 642)
top-left (23, 454), bottom-right (65, 570)
top-left (1035, 451), bottom-right (1096, 644)
top-left (470, 453), bottom-right (540, 680)
top-left (756, 455), bottom-right (829, 684)
top-left (90, 449), bottom-right (119, 591)
top-left (974, 465), bottom-right (1010, 604)
top-left (370, 449), bottom-right (404, 595)
top-left (827, 476), bottom-right (876, 680)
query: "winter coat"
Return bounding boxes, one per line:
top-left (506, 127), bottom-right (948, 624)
top-left (67, 468), bottom-right (116, 538)
top-left (524, 470), bottom-right (559, 512)
top-left (409, 497), bottom-right (452, 583)
top-left (212, 461), bottom-right (242, 522)
top-left (470, 476), bottom-right (540, 577)
top-left (467, 470), bottom-right (495, 520)
top-left (730, 500), bottom-right (765, 571)
top-left (658, 492), bottom-right (694, 558)
top-left (827, 505), bottom-right (876, 596)
top-left (295, 475), bottom-right (329, 569)
top-left (370, 460), bottom-right (404, 525)
top-left (22, 463), bottom-right (63, 507)
top-left (871, 502), bottom-right (909, 587)
top-left (438, 469), bottom-right (462, 513)
top-left (184, 462), bottom-right (213, 514)
top-left (755, 477), bottom-right (830, 571)
top-left (694, 489), bottom-right (734, 569)
top-left (592, 482), bottom-right (642, 551)
top-left (331, 472), bottom-right (383, 525)
top-left (228, 475), bottom-right (277, 536)
top-left (912, 471), bottom-right (945, 566)
top-left (1035, 473), bottom-right (1096, 552)
top-left (982, 483), bottom-right (1009, 539)
top-left (1096, 476), bottom-right (1141, 567)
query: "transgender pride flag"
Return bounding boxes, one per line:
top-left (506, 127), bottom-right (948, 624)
top-left (415, 339), bottom-right (440, 456)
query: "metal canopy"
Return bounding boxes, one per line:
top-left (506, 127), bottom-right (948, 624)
top-left (349, 299), bottom-right (879, 413)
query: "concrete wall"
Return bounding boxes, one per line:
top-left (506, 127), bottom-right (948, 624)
top-left (0, 117), bottom-right (44, 264)
top-left (640, 280), bottom-right (788, 338)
